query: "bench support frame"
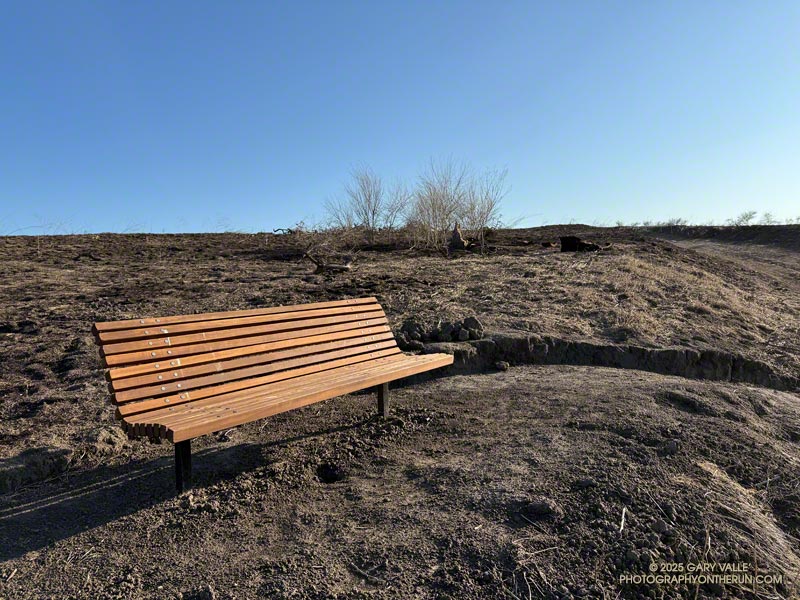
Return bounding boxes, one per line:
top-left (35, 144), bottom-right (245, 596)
top-left (175, 440), bottom-right (192, 493)
top-left (377, 383), bottom-right (390, 418)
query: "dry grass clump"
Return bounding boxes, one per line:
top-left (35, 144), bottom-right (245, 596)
top-left (351, 241), bottom-right (799, 377)
top-left (694, 461), bottom-right (800, 584)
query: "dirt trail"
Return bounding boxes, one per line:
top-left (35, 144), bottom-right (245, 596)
top-left (670, 239), bottom-right (800, 293)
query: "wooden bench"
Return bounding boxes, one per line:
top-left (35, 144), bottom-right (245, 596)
top-left (92, 297), bottom-right (453, 492)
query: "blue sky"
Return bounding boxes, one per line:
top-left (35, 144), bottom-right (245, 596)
top-left (1, 1), bottom-right (798, 234)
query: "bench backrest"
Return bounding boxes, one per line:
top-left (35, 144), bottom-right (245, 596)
top-left (93, 297), bottom-right (399, 420)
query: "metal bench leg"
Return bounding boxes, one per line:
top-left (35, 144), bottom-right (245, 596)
top-left (175, 440), bottom-right (192, 493)
top-left (377, 383), bottom-right (390, 418)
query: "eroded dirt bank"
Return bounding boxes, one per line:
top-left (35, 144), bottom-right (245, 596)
top-left (423, 333), bottom-right (799, 392)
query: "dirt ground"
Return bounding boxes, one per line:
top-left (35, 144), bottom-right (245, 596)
top-left (1, 225), bottom-right (799, 599)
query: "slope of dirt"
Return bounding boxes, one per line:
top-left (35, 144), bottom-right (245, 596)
top-left (1, 228), bottom-right (798, 462)
top-left (2, 367), bottom-right (799, 599)
top-left (1, 227), bottom-right (799, 598)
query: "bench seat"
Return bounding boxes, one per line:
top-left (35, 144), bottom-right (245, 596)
top-left (92, 297), bottom-right (452, 491)
top-left (124, 352), bottom-right (451, 442)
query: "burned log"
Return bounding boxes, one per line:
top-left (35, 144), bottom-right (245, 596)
top-left (448, 223), bottom-right (469, 252)
top-left (560, 236), bottom-right (601, 252)
top-left (303, 253), bottom-right (354, 274)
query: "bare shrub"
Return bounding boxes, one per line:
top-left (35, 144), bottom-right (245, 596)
top-left (323, 166), bottom-right (413, 243)
top-left (658, 217), bottom-right (688, 227)
top-left (346, 166), bottom-right (383, 239)
top-left (322, 196), bottom-right (355, 230)
top-left (759, 212), bottom-right (777, 225)
top-left (384, 180), bottom-right (412, 231)
top-left (407, 159), bottom-right (508, 251)
top-left (408, 159), bottom-right (471, 249)
top-left (457, 167), bottom-right (508, 251)
top-left (322, 159), bottom-right (510, 253)
top-left (727, 210), bottom-right (757, 227)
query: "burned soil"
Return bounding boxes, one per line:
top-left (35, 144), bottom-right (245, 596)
top-left (1, 225), bottom-right (799, 599)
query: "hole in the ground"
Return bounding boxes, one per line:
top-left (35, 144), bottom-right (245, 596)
top-left (316, 462), bottom-right (346, 484)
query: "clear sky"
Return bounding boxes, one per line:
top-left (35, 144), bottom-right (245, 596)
top-left (1, 1), bottom-right (798, 234)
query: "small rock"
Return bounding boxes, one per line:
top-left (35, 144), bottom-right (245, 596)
top-left (523, 497), bottom-right (562, 519)
top-left (462, 316), bottom-right (484, 334)
top-left (406, 340), bottom-right (425, 352)
top-left (574, 478), bottom-right (597, 490)
top-left (652, 519), bottom-right (670, 534)
top-left (400, 319), bottom-right (426, 341)
top-left (662, 439), bottom-right (680, 455)
top-left (186, 585), bottom-right (217, 600)
top-left (495, 361), bottom-right (510, 371)
top-left (437, 321), bottom-right (455, 342)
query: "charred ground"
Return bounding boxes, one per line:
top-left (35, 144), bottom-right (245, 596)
top-left (0, 225), bottom-right (798, 599)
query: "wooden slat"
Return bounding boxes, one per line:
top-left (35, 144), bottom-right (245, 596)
top-left (102, 316), bottom-right (389, 367)
top-left (93, 297), bottom-right (378, 332)
top-left (106, 325), bottom-right (394, 380)
top-left (117, 345), bottom-right (403, 416)
top-left (110, 333), bottom-right (396, 392)
top-left (162, 357), bottom-right (423, 428)
top-left (96, 303), bottom-right (381, 343)
top-left (129, 354), bottom-right (417, 428)
top-left (125, 355), bottom-right (416, 435)
top-left (114, 339), bottom-right (401, 404)
top-left (100, 309), bottom-right (386, 355)
top-left (124, 354), bottom-right (446, 438)
top-left (166, 354), bottom-right (453, 441)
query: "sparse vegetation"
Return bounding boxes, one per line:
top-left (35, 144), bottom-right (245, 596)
top-left (760, 212), bottom-right (777, 225)
top-left (405, 159), bottom-right (471, 250)
top-left (322, 159), bottom-right (508, 253)
top-left (607, 211), bottom-right (800, 228)
top-left (323, 166), bottom-right (405, 242)
top-left (456, 166), bottom-right (508, 251)
top-left (727, 210), bottom-right (758, 227)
